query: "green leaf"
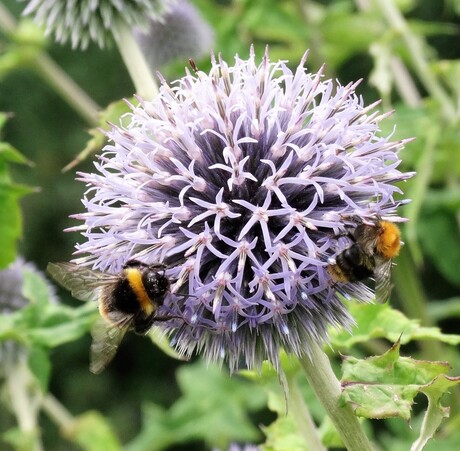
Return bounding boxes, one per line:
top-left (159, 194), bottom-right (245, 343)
top-left (24, 303), bottom-right (96, 348)
top-left (330, 303), bottom-right (460, 349)
top-left (2, 427), bottom-right (39, 451)
top-left (148, 326), bottom-right (188, 361)
top-left (260, 407), bottom-right (309, 451)
top-left (67, 411), bottom-right (121, 451)
top-left (63, 98), bottom-right (133, 171)
top-left (0, 266), bottom-right (95, 348)
top-left (0, 142), bottom-right (30, 165)
top-left (27, 345), bottom-right (51, 392)
top-left (0, 19), bottom-right (48, 78)
top-left (22, 267), bottom-right (53, 307)
top-left (0, 113), bottom-right (35, 268)
top-left (0, 287), bottom-right (96, 350)
top-left (126, 360), bottom-right (265, 450)
top-left (412, 375), bottom-right (460, 451)
top-left (320, 6), bottom-right (383, 68)
top-left (340, 339), bottom-right (459, 450)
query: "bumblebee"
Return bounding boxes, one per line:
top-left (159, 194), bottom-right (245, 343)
top-left (47, 260), bottom-right (179, 373)
top-left (327, 220), bottom-right (401, 303)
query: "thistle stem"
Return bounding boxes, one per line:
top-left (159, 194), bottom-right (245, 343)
top-left (112, 21), bottom-right (159, 100)
top-left (5, 355), bottom-right (43, 451)
top-left (299, 341), bottom-right (373, 451)
top-left (41, 394), bottom-right (76, 433)
top-left (33, 54), bottom-right (100, 126)
top-left (287, 374), bottom-right (326, 450)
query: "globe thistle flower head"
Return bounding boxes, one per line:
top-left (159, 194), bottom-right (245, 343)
top-left (134, 0), bottom-right (214, 71)
top-left (21, 0), bottom-right (175, 49)
top-left (0, 258), bottom-right (37, 314)
top-left (0, 258), bottom-right (57, 373)
top-left (72, 47), bottom-right (413, 371)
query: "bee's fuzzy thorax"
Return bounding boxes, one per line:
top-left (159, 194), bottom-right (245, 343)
top-left (376, 221), bottom-right (401, 259)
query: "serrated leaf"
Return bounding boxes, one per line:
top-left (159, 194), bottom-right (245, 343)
top-left (411, 375), bottom-right (460, 451)
top-left (66, 411), bottom-right (121, 451)
top-left (330, 303), bottom-right (460, 349)
top-left (340, 339), bottom-right (459, 450)
top-left (126, 360), bottom-right (265, 451)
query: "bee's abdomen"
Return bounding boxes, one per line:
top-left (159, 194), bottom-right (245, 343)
top-left (336, 245), bottom-right (374, 281)
top-left (111, 277), bottom-right (146, 314)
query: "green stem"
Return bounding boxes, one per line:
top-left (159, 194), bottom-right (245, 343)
top-left (5, 354), bottom-right (43, 451)
top-left (287, 375), bottom-right (326, 451)
top-left (375, 0), bottom-right (456, 120)
top-left (41, 394), bottom-right (76, 433)
top-left (0, 3), bottom-right (100, 126)
top-left (404, 124), bottom-right (439, 266)
top-left (33, 53), bottom-right (100, 126)
top-left (112, 20), bottom-right (159, 100)
top-left (299, 341), bottom-right (373, 451)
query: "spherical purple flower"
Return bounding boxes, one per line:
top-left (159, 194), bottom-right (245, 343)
top-left (71, 48), bottom-right (413, 371)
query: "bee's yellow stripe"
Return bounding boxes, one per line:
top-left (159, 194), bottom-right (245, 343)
top-left (125, 268), bottom-right (154, 315)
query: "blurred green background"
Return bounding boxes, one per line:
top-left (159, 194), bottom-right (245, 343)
top-left (1, 0), bottom-right (460, 450)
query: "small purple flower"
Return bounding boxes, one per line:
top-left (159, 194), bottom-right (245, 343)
top-left (71, 48), bottom-right (413, 371)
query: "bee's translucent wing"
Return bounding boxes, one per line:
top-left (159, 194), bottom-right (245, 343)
top-left (47, 262), bottom-right (119, 302)
top-left (89, 316), bottom-right (133, 374)
top-left (374, 258), bottom-right (393, 303)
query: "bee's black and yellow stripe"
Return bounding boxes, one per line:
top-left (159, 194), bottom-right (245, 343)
top-left (103, 267), bottom-right (155, 317)
top-left (124, 267), bottom-right (155, 315)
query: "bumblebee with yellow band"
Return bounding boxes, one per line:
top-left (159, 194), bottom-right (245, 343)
top-left (47, 260), bottom-right (180, 373)
top-left (327, 219), bottom-right (401, 303)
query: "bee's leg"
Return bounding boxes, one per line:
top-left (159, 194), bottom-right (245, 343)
top-left (153, 315), bottom-right (184, 322)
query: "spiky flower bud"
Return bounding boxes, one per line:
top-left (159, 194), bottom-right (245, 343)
top-left (71, 48), bottom-right (413, 371)
top-left (21, 0), bottom-right (174, 49)
top-left (134, 0), bottom-right (214, 71)
top-left (0, 258), bottom-right (56, 372)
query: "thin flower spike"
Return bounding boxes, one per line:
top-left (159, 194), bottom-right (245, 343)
top-left (72, 48), bottom-right (413, 371)
top-left (21, 0), bottom-right (174, 49)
